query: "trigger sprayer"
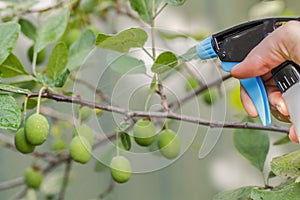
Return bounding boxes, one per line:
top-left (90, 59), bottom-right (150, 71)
top-left (196, 17), bottom-right (300, 140)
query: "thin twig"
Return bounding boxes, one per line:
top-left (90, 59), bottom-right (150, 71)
top-left (58, 158), bottom-right (72, 200)
top-left (26, 91), bottom-right (289, 134)
top-left (0, 177), bottom-right (24, 190)
top-left (99, 179), bottom-right (115, 199)
top-left (168, 74), bottom-right (232, 110)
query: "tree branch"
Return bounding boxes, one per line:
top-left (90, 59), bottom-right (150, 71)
top-left (0, 177), bottom-right (24, 190)
top-left (27, 90), bottom-right (289, 134)
top-left (58, 158), bottom-right (72, 200)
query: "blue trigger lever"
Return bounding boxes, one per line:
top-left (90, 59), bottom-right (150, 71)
top-left (196, 37), bottom-right (271, 126)
top-left (222, 62), bottom-right (271, 126)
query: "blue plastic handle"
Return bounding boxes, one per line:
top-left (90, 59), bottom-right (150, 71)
top-left (222, 62), bottom-right (271, 126)
top-left (196, 38), bottom-right (271, 126)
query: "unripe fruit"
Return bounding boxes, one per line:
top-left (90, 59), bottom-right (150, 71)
top-left (70, 136), bottom-right (91, 164)
top-left (51, 138), bottom-right (66, 151)
top-left (133, 119), bottom-right (156, 146)
top-left (25, 114), bottom-right (49, 145)
top-left (79, 106), bottom-right (91, 121)
top-left (24, 167), bottom-right (43, 189)
top-left (158, 129), bottom-right (180, 159)
top-left (74, 124), bottom-right (94, 145)
top-left (14, 128), bottom-right (35, 154)
top-left (27, 45), bottom-right (46, 65)
top-left (94, 108), bottom-right (103, 116)
top-left (202, 88), bottom-right (218, 105)
top-left (65, 29), bottom-right (81, 46)
top-left (110, 156), bottom-right (131, 183)
top-left (185, 76), bottom-right (200, 91)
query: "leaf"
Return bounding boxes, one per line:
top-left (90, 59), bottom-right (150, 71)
top-left (0, 22), bottom-right (20, 65)
top-left (0, 83), bottom-right (31, 95)
top-left (233, 117), bottom-right (270, 172)
top-left (120, 132), bottom-right (131, 151)
top-left (54, 69), bottom-right (70, 88)
top-left (271, 150), bottom-right (300, 178)
top-left (108, 53), bottom-right (146, 74)
top-left (0, 94), bottom-right (21, 130)
top-left (166, 0), bottom-right (186, 6)
top-left (96, 28), bottom-right (148, 53)
top-left (213, 186), bottom-right (255, 200)
top-left (0, 53), bottom-right (28, 78)
top-left (46, 42), bottom-right (68, 80)
top-left (151, 51), bottom-right (178, 74)
top-left (67, 29), bottom-right (95, 71)
top-left (18, 18), bottom-right (37, 41)
top-left (158, 30), bottom-right (189, 40)
top-left (273, 135), bottom-right (291, 145)
top-left (178, 46), bottom-right (198, 62)
top-left (129, 0), bottom-right (161, 24)
top-left (251, 182), bottom-right (300, 200)
top-left (117, 122), bottom-right (131, 132)
top-left (34, 8), bottom-right (69, 53)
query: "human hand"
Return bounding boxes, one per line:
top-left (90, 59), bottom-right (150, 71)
top-left (230, 20), bottom-right (300, 142)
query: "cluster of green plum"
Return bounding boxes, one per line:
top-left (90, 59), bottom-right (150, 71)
top-left (110, 118), bottom-right (181, 184)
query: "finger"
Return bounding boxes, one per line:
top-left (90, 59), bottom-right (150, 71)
top-left (265, 85), bottom-right (289, 116)
top-left (231, 21), bottom-right (300, 79)
top-left (240, 86), bottom-right (258, 117)
top-left (270, 104), bottom-right (290, 123)
top-left (289, 126), bottom-right (299, 143)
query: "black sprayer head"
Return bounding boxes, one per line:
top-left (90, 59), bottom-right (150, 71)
top-left (272, 61), bottom-right (300, 93)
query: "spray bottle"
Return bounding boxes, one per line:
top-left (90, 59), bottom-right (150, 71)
top-left (196, 17), bottom-right (300, 139)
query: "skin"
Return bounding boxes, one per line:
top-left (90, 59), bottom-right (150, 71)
top-left (230, 21), bottom-right (300, 142)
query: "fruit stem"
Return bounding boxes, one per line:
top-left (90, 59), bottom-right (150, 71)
top-left (116, 130), bottom-right (120, 157)
top-left (144, 93), bottom-right (152, 112)
top-left (36, 86), bottom-right (47, 115)
top-left (32, 52), bottom-right (37, 76)
top-left (23, 96), bottom-right (28, 123)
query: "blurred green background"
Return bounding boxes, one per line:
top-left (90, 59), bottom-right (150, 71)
top-left (1, 0), bottom-right (300, 199)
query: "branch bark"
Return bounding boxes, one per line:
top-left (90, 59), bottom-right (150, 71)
top-left (27, 90), bottom-right (289, 134)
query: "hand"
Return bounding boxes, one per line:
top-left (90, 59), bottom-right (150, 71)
top-left (230, 20), bottom-right (300, 142)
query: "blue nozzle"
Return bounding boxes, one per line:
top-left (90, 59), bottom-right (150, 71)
top-left (196, 36), bottom-right (218, 60)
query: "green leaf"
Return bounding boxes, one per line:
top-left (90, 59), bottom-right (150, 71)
top-left (54, 69), bottom-right (70, 88)
top-left (129, 0), bottom-right (161, 24)
top-left (273, 135), bottom-right (291, 145)
top-left (179, 46), bottom-right (198, 62)
top-left (166, 0), bottom-right (186, 6)
top-left (117, 122), bottom-right (131, 132)
top-left (67, 29), bottom-right (95, 71)
top-left (46, 42), bottom-right (68, 80)
top-left (233, 117), bottom-right (269, 172)
top-left (18, 18), bottom-right (37, 41)
top-left (0, 94), bottom-right (21, 130)
top-left (34, 8), bottom-right (69, 53)
top-left (0, 53), bottom-right (28, 78)
top-left (120, 132), bottom-right (131, 151)
top-left (251, 182), bottom-right (300, 200)
top-left (0, 83), bottom-right (31, 95)
top-left (158, 30), bottom-right (189, 40)
top-left (213, 186), bottom-right (255, 200)
top-left (96, 28), bottom-right (148, 53)
top-left (151, 51), bottom-right (178, 74)
top-left (271, 150), bottom-right (300, 178)
top-left (108, 53), bottom-right (146, 74)
top-left (0, 22), bottom-right (20, 65)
